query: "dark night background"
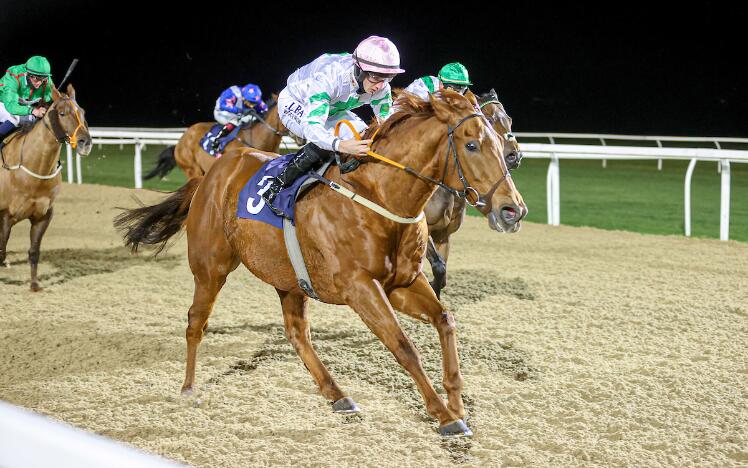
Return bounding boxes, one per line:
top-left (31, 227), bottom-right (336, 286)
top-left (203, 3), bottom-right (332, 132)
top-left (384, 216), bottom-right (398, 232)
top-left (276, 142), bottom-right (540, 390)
top-left (1, 1), bottom-right (745, 136)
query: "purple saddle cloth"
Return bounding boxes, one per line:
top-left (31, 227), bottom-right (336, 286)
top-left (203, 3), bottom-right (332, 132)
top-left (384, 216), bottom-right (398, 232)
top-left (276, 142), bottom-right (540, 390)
top-left (236, 152), bottom-right (315, 229)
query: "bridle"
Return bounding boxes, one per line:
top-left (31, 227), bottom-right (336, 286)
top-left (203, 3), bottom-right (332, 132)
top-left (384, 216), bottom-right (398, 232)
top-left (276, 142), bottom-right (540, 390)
top-left (335, 111), bottom-right (512, 212)
top-left (479, 98), bottom-right (515, 143)
top-left (43, 96), bottom-right (86, 149)
top-left (479, 97), bottom-right (522, 172)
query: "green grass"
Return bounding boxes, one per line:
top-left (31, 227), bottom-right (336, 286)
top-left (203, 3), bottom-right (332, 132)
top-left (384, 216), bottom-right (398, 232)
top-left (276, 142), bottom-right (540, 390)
top-left (68, 144), bottom-right (748, 242)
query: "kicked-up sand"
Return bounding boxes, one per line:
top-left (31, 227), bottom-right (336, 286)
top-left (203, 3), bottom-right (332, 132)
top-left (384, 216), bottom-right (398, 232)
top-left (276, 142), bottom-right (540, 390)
top-left (0, 183), bottom-right (746, 467)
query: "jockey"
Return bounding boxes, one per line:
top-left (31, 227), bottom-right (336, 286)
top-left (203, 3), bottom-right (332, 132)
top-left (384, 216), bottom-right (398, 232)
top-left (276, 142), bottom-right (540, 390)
top-left (262, 35), bottom-right (405, 210)
top-left (212, 83), bottom-right (268, 151)
top-left (0, 56), bottom-right (54, 147)
top-left (404, 62), bottom-right (472, 100)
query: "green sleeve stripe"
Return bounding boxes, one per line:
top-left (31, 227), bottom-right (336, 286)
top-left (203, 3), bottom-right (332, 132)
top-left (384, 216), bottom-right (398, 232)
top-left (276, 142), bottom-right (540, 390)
top-left (422, 76), bottom-right (436, 94)
top-left (307, 102), bottom-right (329, 118)
top-left (371, 93), bottom-right (391, 106)
top-left (378, 103), bottom-right (390, 117)
top-left (309, 92), bottom-right (331, 103)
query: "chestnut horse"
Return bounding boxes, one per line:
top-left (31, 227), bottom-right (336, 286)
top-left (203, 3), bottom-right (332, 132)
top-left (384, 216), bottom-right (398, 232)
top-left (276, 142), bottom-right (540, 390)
top-left (143, 97), bottom-right (300, 180)
top-left (115, 90), bottom-right (526, 437)
top-left (0, 84), bottom-right (92, 290)
top-left (425, 89), bottom-right (523, 297)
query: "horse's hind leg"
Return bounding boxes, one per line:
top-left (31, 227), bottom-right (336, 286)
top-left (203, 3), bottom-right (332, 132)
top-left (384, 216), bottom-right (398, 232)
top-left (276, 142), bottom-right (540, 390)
top-left (277, 289), bottom-right (353, 412)
top-left (181, 240), bottom-right (239, 395)
top-left (28, 208), bottom-right (53, 292)
top-left (347, 274), bottom-right (465, 434)
top-left (388, 273), bottom-right (468, 435)
top-left (0, 210), bottom-right (12, 267)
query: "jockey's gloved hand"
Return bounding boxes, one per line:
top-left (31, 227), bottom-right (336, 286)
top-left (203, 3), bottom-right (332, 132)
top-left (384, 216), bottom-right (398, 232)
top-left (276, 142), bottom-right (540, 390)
top-left (338, 138), bottom-right (371, 156)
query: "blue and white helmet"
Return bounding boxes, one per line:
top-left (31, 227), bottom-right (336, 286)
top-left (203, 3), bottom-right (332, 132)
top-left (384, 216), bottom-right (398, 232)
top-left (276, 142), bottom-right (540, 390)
top-left (241, 83), bottom-right (262, 104)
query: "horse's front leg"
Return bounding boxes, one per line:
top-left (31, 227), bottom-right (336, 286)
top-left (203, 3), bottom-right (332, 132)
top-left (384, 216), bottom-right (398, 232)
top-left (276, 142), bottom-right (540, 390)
top-left (276, 289), bottom-right (354, 412)
top-left (388, 273), bottom-right (466, 424)
top-left (0, 210), bottom-right (12, 267)
top-left (346, 274), bottom-right (470, 436)
top-left (28, 207), bottom-right (53, 291)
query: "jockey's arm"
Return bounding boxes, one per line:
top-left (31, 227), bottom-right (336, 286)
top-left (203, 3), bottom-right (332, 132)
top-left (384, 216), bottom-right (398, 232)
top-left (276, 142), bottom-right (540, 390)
top-left (300, 75), bottom-right (344, 152)
top-left (370, 85), bottom-right (394, 121)
top-left (0, 72), bottom-right (32, 115)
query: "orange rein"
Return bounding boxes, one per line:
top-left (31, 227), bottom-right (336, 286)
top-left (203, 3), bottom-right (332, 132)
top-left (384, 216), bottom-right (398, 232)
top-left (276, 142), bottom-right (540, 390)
top-left (333, 120), bottom-right (404, 170)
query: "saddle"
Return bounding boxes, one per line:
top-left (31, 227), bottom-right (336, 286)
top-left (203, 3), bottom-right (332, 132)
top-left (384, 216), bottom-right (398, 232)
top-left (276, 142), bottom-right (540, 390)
top-left (236, 153), bottom-right (332, 298)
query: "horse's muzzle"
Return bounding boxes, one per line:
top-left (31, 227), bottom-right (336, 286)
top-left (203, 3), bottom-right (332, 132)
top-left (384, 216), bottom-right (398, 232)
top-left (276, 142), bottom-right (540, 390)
top-left (488, 203), bottom-right (527, 233)
top-left (76, 136), bottom-right (93, 156)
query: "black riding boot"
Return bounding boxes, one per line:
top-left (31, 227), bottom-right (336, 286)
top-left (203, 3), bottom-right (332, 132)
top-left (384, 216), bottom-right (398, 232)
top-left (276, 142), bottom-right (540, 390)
top-left (211, 123), bottom-right (235, 152)
top-left (262, 144), bottom-right (331, 214)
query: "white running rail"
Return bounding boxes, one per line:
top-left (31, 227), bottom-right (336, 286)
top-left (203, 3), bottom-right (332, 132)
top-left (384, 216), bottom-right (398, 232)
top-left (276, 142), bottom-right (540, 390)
top-left (0, 400), bottom-right (182, 467)
top-left (68, 128), bottom-right (748, 241)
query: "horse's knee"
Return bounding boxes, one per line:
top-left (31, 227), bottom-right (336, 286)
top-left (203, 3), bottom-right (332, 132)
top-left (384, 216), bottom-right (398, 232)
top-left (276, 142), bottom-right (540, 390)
top-left (434, 311), bottom-right (456, 333)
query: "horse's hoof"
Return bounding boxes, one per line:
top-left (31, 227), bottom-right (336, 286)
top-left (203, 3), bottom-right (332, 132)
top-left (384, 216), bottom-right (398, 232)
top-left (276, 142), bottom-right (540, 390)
top-left (438, 419), bottom-right (473, 438)
top-left (30, 283), bottom-right (42, 292)
top-left (332, 397), bottom-right (360, 414)
top-left (181, 387), bottom-right (194, 397)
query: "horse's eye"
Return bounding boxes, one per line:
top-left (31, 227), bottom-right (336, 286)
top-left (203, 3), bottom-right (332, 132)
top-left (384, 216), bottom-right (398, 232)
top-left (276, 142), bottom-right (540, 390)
top-left (465, 141), bottom-right (478, 152)
top-left (59, 112), bottom-right (65, 116)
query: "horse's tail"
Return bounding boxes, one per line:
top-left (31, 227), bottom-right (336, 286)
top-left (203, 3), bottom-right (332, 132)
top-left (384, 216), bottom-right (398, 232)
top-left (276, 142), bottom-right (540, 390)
top-left (114, 177), bottom-right (202, 255)
top-left (143, 145), bottom-right (176, 180)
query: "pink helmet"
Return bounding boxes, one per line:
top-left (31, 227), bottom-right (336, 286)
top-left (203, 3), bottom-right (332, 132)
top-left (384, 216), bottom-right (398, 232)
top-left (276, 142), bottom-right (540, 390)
top-left (353, 35), bottom-right (405, 75)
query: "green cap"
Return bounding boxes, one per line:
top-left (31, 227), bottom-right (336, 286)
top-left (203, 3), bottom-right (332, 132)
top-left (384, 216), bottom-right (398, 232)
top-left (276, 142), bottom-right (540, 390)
top-left (25, 56), bottom-right (52, 77)
top-left (438, 62), bottom-right (472, 86)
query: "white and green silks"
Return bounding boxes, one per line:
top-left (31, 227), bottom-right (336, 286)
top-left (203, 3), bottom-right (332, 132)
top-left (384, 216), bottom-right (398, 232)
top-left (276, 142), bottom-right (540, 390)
top-left (278, 53), bottom-right (394, 152)
top-left (404, 75), bottom-right (442, 101)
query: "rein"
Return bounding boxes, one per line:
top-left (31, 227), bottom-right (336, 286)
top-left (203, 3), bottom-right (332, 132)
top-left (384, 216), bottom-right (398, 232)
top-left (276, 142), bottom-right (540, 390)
top-left (333, 113), bottom-right (512, 211)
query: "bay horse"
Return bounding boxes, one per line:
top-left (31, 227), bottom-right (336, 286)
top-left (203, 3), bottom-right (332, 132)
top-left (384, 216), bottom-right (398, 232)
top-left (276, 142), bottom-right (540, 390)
top-left (0, 84), bottom-right (91, 291)
top-left (425, 89), bottom-right (523, 297)
top-left (143, 96), bottom-right (300, 180)
top-left (115, 90), bottom-right (526, 437)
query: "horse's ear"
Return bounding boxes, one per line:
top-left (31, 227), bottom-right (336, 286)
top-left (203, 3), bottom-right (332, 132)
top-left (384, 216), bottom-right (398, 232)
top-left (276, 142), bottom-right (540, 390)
top-left (464, 91), bottom-right (479, 108)
top-left (66, 83), bottom-right (76, 100)
top-left (52, 85), bottom-right (62, 101)
top-left (430, 91), bottom-right (455, 122)
top-left (490, 88), bottom-right (498, 99)
top-left (271, 92), bottom-right (278, 100)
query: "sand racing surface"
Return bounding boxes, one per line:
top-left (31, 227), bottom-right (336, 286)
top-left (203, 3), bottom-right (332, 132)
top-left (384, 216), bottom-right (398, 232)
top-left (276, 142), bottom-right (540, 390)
top-left (1, 183), bottom-right (747, 466)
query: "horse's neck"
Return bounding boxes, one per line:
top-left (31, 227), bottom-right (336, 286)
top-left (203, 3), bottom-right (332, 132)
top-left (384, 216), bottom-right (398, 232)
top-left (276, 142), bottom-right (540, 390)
top-left (239, 109), bottom-right (282, 152)
top-left (343, 117), bottom-right (445, 218)
top-left (10, 118), bottom-right (60, 173)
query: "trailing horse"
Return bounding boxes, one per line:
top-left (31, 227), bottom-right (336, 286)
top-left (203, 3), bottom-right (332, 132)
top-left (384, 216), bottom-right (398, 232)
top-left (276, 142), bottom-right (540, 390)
top-left (0, 84), bottom-right (91, 290)
top-left (115, 90), bottom-right (526, 437)
top-left (143, 96), bottom-right (301, 180)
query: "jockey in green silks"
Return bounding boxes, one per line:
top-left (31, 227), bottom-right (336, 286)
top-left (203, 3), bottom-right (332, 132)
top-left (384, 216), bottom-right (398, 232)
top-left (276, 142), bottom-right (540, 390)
top-left (404, 62), bottom-right (472, 99)
top-left (0, 56), bottom-right (55, 147)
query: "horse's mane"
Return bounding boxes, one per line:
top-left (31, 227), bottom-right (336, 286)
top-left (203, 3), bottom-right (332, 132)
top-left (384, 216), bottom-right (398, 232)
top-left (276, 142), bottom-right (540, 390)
top-left (363, 89), bottom-right (476, 140)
